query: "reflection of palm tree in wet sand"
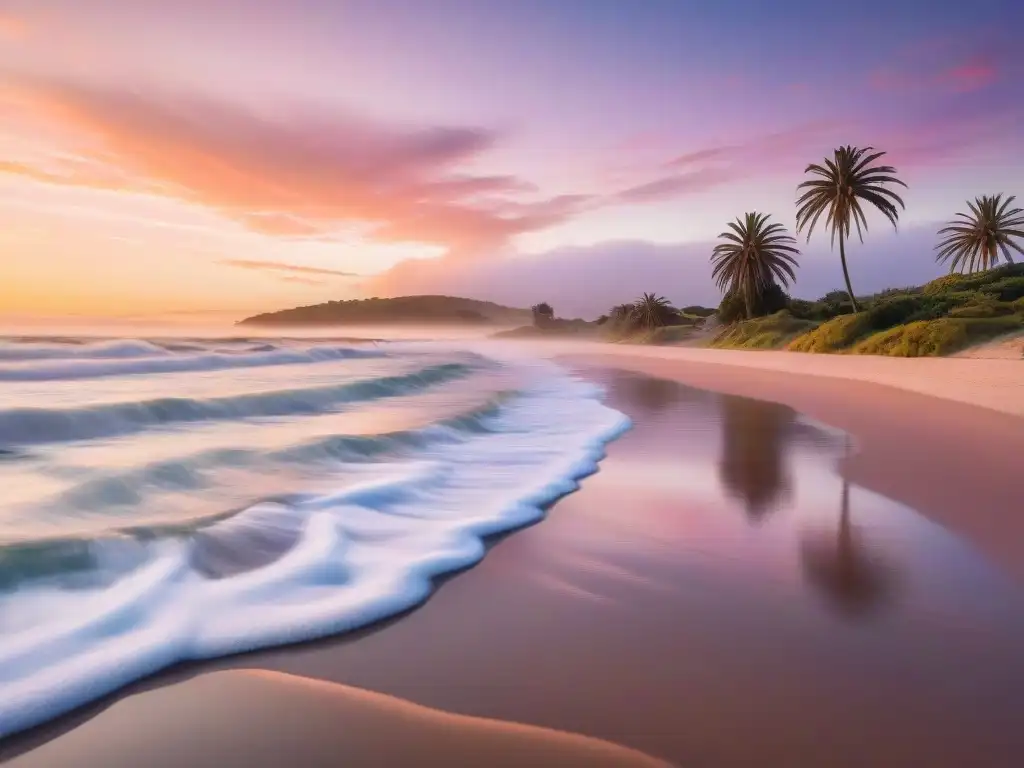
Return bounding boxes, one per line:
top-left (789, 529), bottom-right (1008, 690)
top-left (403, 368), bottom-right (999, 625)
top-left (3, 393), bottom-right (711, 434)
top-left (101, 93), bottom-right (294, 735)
top-left (800, 436), bottom-right (898, 618)
top-left (717, 395), bottom-right (793, 523)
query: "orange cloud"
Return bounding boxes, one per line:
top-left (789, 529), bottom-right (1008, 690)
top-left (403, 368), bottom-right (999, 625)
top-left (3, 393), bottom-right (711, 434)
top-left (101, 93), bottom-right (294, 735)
top-left (1, 76), bottom-right (589, 257)
top-left (219, 259), bottom-right (358, 278)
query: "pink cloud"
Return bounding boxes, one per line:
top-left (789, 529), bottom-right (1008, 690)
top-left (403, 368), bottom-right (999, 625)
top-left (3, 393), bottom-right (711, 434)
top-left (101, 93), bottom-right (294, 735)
top-left (939, 56), bottom-right (998, 92)
top-left (0, 76), bottom-right (588, 257)
top-left (614, 167), bottom-right (735, 203)
top-left (611, 121), bottom-right (842, 205)
top-left (870, 43), bottom-right (1003, 94)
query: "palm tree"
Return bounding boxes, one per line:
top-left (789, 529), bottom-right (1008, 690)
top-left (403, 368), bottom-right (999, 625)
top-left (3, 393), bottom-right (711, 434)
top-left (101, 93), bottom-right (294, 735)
top-left (935, 194), bottom-right (1024, 273)
top-left (608, 303), bottom-right (635, 327)
top-left (710, 212), bottom-right (800, 320)
top-left (632, 293), bottom-right (676, 330)
top-left (796, 146), bottom-right (907, 312)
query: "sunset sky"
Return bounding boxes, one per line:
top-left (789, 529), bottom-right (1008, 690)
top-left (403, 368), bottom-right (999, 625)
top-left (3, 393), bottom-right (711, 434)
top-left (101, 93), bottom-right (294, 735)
top-left (1, 0), bottom-right (1022, 321)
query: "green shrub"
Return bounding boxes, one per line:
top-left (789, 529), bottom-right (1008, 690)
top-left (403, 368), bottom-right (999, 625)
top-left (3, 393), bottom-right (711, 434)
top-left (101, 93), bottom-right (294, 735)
top-left (787, 312), bottom-right (873, 352)
top-left (948, 301), bottom-right (1016, 318)
top-left (818, 290), bottom-right (852, 303)
top-left (864, 295), bottom-right (926, 327)
top-left (852, 317), bottom-right (1022, 356)
top-left (871, 286), bottom-right (922, 299)
top-left (923, 264), bottom-right (1024, 297)
top-left (922, 273), bottom-right (971, 296)
top-left (710, 310), bottom-right (817, 350)
top-left (980, 276), bottom-right (1024, 302)
top-left (787, 298), bottom-right (817, 320)
top-left (787, 298), bottom-right (850, 321)
top-left (717, 283), bottom-right (789, 324)
top-left (681, 305), bottom-right (716, 318)
top-left (945, 290), bottom-right (986, 306)
top-left (644, 325), bottom-right (698, 345)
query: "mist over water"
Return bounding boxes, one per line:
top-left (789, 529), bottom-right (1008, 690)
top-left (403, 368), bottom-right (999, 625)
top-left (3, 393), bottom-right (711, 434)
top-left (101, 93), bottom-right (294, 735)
top-left (0, 332), bottom-right (629, 739)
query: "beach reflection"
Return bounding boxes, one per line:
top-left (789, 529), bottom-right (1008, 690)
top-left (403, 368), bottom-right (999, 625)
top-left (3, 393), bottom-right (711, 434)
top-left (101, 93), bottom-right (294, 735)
top-left (716, 394), bottom-right (794, 524)
top-left (800, 473), bottom-right (900, 619)
top-left (584, 368), bottom-right (1013, 627)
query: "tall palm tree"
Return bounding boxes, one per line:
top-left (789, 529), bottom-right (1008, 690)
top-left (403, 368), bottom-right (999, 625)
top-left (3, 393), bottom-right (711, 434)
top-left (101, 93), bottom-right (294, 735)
top-left (796, 146), bottom-right (907, 312)
top-left (632, 293), bottom-right (676, 330)
top-left (711, 212), bottom-right (800, 320)
top-left (935, 194), bottom-right (1024, 273)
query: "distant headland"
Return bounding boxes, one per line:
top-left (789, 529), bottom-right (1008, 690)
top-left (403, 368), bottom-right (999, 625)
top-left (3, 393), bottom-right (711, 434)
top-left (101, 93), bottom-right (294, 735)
top-left (237, 296), bottom-right (533, 327)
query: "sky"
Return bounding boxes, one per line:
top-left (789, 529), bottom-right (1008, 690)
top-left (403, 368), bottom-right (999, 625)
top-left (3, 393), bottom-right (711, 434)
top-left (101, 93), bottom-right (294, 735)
top-left (1, 0), bottom-right (1022, 321)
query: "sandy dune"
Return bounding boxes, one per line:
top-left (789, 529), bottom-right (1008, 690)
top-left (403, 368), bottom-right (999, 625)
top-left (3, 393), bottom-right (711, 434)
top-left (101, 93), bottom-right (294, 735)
top-left (955, 330), bottom-right (1024, 360)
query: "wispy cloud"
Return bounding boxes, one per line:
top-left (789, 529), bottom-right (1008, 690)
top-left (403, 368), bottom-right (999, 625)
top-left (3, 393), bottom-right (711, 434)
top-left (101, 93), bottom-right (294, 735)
top-left (869, 34), bottom-right (1011, 95)
top-left (0, 76), bottom-right (589, 257)
top-left (219, 259), bottom-right (358, 278)
top-left (611, 121), bottom-right (841, 205)
top-left (938, 56), bottom-right (998, 92)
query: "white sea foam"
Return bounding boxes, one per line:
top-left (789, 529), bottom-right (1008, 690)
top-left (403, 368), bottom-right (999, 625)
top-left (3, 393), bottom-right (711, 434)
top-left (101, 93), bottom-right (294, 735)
top-left (0, 358), bottom-right (630, 739)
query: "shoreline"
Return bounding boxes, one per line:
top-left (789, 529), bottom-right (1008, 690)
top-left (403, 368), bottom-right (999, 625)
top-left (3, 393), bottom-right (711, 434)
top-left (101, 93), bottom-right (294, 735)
top-left (504, 340), bottom-right (1024, 416)
top-left (4, 351), bottom-right (1024, 766)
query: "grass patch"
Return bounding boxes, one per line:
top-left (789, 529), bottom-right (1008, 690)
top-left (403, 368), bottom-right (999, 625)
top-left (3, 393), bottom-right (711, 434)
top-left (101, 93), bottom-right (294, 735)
top-left (710, 311), bottom-right (817, 350)
top-left (787, 313), bottom-right (872, 352)
top-left (851, 317), bottom-right (1023, 357)
top-left (644, 325), bottom-right (699, 344)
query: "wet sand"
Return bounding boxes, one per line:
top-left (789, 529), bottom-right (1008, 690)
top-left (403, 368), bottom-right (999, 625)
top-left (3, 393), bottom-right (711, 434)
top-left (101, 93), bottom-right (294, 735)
top-left (9, 671), bottom-right (667, 768)
top-left (563, 352), bottom-right (1024, 581)
top-left (5, 362), bottom-right (1024, 767)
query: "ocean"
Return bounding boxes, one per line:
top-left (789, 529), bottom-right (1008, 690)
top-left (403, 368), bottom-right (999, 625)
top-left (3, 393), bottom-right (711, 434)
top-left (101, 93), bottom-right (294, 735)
top-left (0, 336), bottom-right (629, 738)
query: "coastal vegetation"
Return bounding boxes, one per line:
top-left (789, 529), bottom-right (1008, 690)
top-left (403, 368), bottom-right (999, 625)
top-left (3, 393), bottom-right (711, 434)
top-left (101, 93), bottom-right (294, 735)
top-left (698, 145), bottom-right (1023, 357)
top-left (241, 145), bottom-right (1022, 358)
top-left (711, 263), bottom-right (1024, 354)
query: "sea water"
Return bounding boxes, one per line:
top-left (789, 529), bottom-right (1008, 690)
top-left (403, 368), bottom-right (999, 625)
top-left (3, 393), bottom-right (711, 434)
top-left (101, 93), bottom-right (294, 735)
top-left (0, 337), bottom-right (629, 738)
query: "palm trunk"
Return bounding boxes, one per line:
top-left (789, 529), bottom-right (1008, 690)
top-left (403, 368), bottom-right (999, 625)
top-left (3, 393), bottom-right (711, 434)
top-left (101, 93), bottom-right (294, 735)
top-left (838, 230), bottom-right (860, 312)
top-left (744, 284), bottom-right (756, 320)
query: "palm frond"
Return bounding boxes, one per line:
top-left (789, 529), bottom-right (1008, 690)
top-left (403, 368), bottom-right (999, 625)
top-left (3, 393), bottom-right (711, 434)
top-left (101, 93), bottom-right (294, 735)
top-left (795, 145), bottom-right (907, 242)
top-left (631, 292), bottom-right (677, 329)
top-left (934, 194), bottom-right (1024, 273)
top-left (709, 212), bottom-right (800, 319)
